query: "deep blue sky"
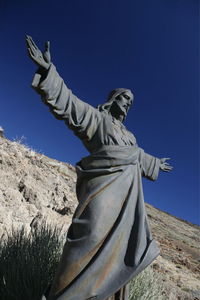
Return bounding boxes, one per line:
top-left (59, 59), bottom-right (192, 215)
top-left (0, 0), bottom-right (199, 225)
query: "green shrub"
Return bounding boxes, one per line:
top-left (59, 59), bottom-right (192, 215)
top-left (0, 224), bottom-right (63, 300)
top-left (129, 265), bottom-right (165, 300)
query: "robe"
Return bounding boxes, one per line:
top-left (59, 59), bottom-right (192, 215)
top-left (32, 64), bottom-right (161, 300)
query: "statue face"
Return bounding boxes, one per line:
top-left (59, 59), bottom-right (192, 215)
top-left (110, 91), bottom-right (133, 121)
top-left (115, 91), bottom-right (133, 115)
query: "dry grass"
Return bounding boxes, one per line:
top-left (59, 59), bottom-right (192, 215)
top-left (129, 265), bottom-right (165, 300)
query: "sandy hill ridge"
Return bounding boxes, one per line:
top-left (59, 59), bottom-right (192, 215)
top-left (0, 136), bottom-right (199, 299)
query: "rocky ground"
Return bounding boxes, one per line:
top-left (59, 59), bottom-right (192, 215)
top-left (0, 136), bottom-right (77, 237)
top-left (0, 136), bottom-right (199, 299)
top-left (147, 204), bottom-right (200, 300)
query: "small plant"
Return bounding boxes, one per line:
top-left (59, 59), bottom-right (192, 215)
top-left (0, 223), bottom-right (63, 300)
top-left (181, 287), bottom-right (190, 292)
top-left (129, 265), bottom-right (165, 300)
top-left (12, 135), bottom-right (43, 155)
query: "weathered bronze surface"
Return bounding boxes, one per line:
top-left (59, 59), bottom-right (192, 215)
top-left (26, 36), bottom-right (172, 300)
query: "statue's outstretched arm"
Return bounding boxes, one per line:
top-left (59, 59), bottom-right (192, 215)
top-left (138, 149), bottom-right (173, 181)
top-left (26, 36), bottom-right (101, 142)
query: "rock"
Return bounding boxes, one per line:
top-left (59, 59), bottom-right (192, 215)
top-left (0, 137), bottom-right (77, 236)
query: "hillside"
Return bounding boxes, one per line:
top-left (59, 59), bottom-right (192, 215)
top-left (0, 136), bottom-right (199, 300)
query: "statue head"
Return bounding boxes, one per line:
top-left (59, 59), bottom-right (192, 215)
top-left (97, 88), bottom-right (134, 122)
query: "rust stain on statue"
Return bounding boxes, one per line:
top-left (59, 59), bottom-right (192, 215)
top-left (93, 232), bottom-right (123, 290)
top-left (52, 232), bottom-right (109, 297)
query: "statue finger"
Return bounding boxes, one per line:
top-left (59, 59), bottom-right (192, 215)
top-left (27, 48), bottom-right (41, 65)
top-left (29, 36), bottom-right (38, 49)
top-left (165, 166), bottom-right (173, 171)
top-left (26, 35), bottom-right (33, 45)
top-left (26, 37), bottom-right (37, 54)
top-left (163, 158), bottom-right (170, 162)
top-left (45, 41), bottom-right (50, 51)
top-left (26, 36), bottom-right (33, 49)
top-left (161, 164), bottom-right (173, 172)
top-left (28, 36), bottom-right (39, 50)
top-left (28, 46), bottom-right (38, 58)
top-left (27, 48), bottom-right (36, 61)
top-left (165, 164), bottom-right (172, 168)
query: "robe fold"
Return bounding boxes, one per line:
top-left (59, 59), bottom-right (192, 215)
top-left (32, 64), bottom-right (161, 300)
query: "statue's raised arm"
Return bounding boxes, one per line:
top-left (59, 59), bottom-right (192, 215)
top-left (26, 36), bottom-right (102, 152)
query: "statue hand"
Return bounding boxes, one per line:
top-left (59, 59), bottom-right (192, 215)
top-left (160, 158), bottom-right (173, 172)
top-left (26, 35), bottom-right (51, 70)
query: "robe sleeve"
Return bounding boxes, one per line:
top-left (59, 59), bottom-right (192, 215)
top-left (138, 148), bottom-right (161, 181)
top-left (31, 64), bottom-right (101, 142)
